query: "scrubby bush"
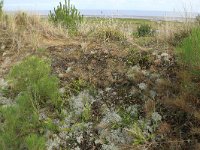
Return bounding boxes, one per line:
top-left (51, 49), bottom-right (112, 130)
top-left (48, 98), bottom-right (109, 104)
top-left (137, 24), bottom-right (153, 37)
top-left (0, 56), bottom-right (63, 149)
top-left (176, 27), bottom-right (200, 69)
top-left (49, 0), bottom-right (83, 32)
top-left (0, 93), bottom-right (46, 150)
top-left (8, 56), bottom-right (62, 108)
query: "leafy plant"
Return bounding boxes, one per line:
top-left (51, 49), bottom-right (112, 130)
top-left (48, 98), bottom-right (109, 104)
top-left (49, 0), bottom-right (83, 32)
top-left (8, 56), bottom-right (62, 108)
top-left (137, 24), bottom-right (153, 37)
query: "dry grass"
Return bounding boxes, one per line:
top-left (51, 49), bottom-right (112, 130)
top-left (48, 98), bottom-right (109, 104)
top-left (0, 12), bottom-right (68, 53)
top-left (156, 17), bottom-right (195, 46)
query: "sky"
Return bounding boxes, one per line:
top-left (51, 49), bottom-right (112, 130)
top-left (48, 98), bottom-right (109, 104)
top-left (3, 0), bottom-right (200, 12)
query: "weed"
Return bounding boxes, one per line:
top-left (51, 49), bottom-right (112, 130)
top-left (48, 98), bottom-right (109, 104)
top-left (137, 24), bottom-right (153, 37)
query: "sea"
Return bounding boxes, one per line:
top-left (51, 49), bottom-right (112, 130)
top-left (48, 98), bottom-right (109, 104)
top-left (6, 9), bottom-right (200, 21)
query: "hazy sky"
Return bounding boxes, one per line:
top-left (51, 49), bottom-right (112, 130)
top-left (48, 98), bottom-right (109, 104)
top-left (4, 0), bottom-right (200, 12)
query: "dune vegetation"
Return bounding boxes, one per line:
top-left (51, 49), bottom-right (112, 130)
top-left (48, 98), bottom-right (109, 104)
top-left (0, 0), bottom-right (200, 149)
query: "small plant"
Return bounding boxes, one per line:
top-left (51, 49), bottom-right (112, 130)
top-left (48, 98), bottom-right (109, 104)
top-left (49, 0), bottom-right (83, 32)
top-left (8, 56), bottom-right (62, 108)
top-left (0, 93), bottom-right (46, 149)
top-left (0, 56), bottom-right (63, 149)
top-left (137, 24), bottom-right (153, 37)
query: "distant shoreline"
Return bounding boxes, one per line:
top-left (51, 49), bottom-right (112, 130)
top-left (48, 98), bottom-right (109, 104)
top-left (5, 9), bottom-right (198, 21)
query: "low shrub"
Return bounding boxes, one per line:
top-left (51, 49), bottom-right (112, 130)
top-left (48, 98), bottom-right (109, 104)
top-left (8, 56), bottom-right (62, 108)
top-left (0, 56), bottom-right (63, 149)
top-left (137, 24), bottom-right (153, 37)
top-left (49, 0), bottom-right (83, 32)
top-left (0, 93), bottom-right (46, 150)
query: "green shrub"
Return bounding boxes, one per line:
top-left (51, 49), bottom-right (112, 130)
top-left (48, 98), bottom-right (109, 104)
top-left (0, 93), bottom-right (45, 150)
top-left (8, 56), bottom-right (62, 108)
top-left (0, 56), bottom-right (63, 149)
top-left (176, 27), bottom-right (200, 68)
top-left (137, 24), bottom-right (153, 37)
top-left (49, 0), bottom-right (83, 32)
